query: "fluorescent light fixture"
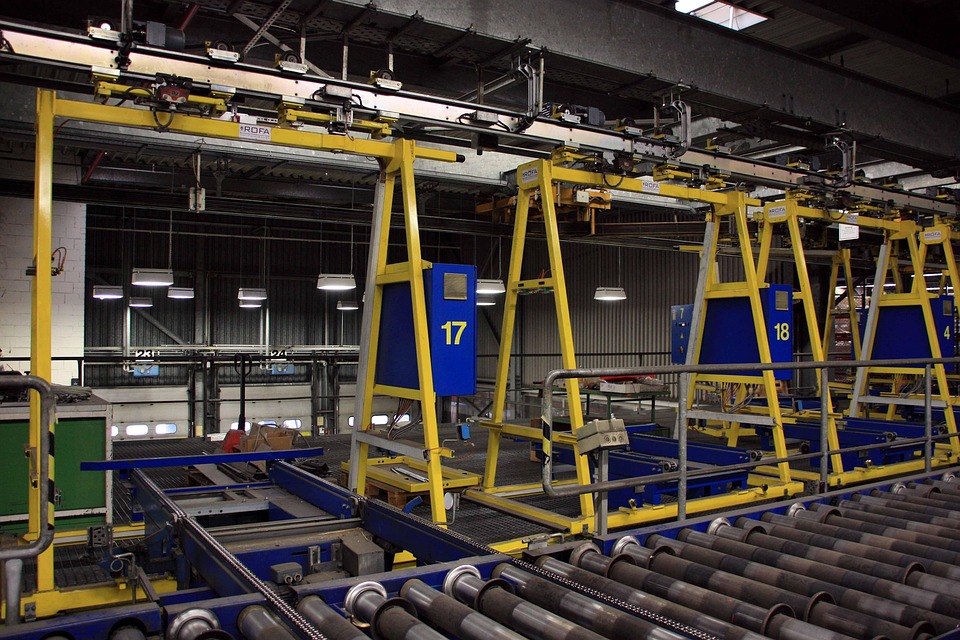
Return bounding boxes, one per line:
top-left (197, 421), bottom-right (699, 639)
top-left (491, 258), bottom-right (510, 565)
top-left (131, 268), bottom-right (174, 287)
top-left (337, 299), bottom-right (359, 311)
top-left (167, 287), bottom-right (195, 299)
top-left (93, 285), bottom-right (124, 300)
top-left (128, 296), bottom-right (153, 308)
top-left (316, 273), bottom-right (357, 291)
top-left (477, 278), bottom-right (506, 295)
top-left (477, 295), bottom-right (496, 306)
top-left (594, 286), bottom-right (627, 301)
top-left (237, 287), bottom-right (268, 301)
top-left (239, 300), bottom-right (262, 309)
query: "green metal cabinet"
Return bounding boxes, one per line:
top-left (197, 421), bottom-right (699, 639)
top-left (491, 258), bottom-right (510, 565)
top-left (0, 400), bottom-right (110, 534)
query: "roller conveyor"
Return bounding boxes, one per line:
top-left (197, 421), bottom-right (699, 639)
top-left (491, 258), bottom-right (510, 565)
top-left (6, 457), bottom-right (960, 640)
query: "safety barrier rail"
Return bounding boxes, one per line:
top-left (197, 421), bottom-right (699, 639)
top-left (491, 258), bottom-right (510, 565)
top-left (541, 356), bottom-right (960, 524)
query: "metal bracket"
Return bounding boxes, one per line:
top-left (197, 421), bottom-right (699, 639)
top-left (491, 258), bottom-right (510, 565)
top-left (24, 444), bottom-right (37, 488)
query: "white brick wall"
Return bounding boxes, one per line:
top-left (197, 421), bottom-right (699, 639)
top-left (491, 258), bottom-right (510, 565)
top-left (0, 196), bottom-right (86, 385)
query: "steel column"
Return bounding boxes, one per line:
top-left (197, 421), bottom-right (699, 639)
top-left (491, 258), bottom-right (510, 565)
top-left (30, 88), bottom-right (56, 593)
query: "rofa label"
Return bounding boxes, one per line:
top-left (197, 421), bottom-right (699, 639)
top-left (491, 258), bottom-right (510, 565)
top-left (641, 180), bottom-right (661, 194)
top-left (766, 205), bottom-right (788, 221)
top-left (238, 124), bottom-right (271, 141)
top-left (520, 166), bottom-right (539, 184)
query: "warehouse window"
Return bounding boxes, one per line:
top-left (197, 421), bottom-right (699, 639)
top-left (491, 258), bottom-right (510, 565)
top-left (230, 421), bottom-right (252, 431)
top-left (155, 423), bottom-right (178, 435)
top-left (110, 425), bottom-right (119, 437)
top-left (125, 424), bottom-right (149, 436)
top-left (347, 414), bottom-right (411, 428)
top-left (676, 0), bottom-right (767, 30)
top-left (282, 419), bottom-right (302, 430)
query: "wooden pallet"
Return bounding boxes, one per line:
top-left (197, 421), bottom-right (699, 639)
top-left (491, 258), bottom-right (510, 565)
top-left (339, 471), bottom-right (418, 508)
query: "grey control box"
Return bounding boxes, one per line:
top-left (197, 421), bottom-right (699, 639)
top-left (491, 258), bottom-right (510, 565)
top-left (577, 418), bottom-right (629, 455)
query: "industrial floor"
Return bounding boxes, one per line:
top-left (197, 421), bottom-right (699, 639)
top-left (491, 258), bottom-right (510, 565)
top-left (39, 400), bottom-right (767, 590)
top-left (112, 398), bottom-right (684, 544)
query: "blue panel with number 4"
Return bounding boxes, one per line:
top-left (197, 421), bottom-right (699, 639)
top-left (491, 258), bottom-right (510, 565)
top-left (865, 295), bottom-right (955, 372)
top-left (675, 285), bottom-right (793, 380)
top-left (375, 264), bottom-right (477, 396)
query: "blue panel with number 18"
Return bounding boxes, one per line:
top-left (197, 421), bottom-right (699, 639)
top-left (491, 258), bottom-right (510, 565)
top-left (673, 285), bottom-right (793, 380)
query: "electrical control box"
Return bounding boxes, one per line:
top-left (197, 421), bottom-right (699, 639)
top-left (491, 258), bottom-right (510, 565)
top-left (375, 264), bottom-right (477, 396)
top-left (577, 418), bottom-right (629, 455)
top-left (865, 295), bottom-right (955, 365)
top-left (672, 285), bottom-right (794, 380)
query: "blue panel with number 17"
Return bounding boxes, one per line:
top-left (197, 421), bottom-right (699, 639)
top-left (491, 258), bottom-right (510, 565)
top-left (375, 264), bottom-right (477, 396)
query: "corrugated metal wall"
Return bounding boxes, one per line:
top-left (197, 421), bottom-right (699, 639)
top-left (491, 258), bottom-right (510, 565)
top-left (477, 238), bottom-right (746, 396)
top-left (85, 206), bottom-right (755, 397)
top-left (84, 207), bottom-right (363, 386)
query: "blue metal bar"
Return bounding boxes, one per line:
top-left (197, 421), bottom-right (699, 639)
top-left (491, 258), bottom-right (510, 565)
top-left (628, 433), bottom-right (753, 466)
top-left (165, 482), bottom-right (274, 495)
top-left (270, 461), bottom-right (356, 520)
top-left (80, 447), bottom-right (324, 471)
top-left (0, 603), bottom-right (162, 640)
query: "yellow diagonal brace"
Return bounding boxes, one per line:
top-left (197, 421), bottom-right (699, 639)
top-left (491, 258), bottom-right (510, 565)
top-left (395, 139), bottom-right (448, 526)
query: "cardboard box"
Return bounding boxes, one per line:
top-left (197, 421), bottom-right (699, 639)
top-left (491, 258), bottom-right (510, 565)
top-left (241, 425), bottom-right (295, 451)
top-left (598, 381), bottom-right (643, 394)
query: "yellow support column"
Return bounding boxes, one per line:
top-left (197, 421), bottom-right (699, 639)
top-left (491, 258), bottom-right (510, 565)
top-left (484, 159), bottom-right (593, 520)
top-left (30, 89), bottom-right (56, 592)
top-left (484, 170), bottom-right (532, 489)
top-left (915, 227), bottom-right (960, 455)
top-left (840, 249), bottom-right (862, 360)
top-left (394, 140), bottom-right (449, 525)
top-left (758, 199), bottom-right (844, 474)
top-left (348, 169), bottom-right (396, 496)
top-left (535, 162), bottom-right (593, 520)
top-left (730, 196), bottom-right (791, 483)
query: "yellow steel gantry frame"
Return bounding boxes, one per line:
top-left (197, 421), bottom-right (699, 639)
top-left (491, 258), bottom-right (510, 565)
top-left (346, 138), bottom-right (461, 527)
top-left (753, 196), bottom-right (960, 484)
top-left (469, 152), bottom-right (805, 535)
top-left (682, 192), bottom-right (793, 484)
top-left (849, 219), bottom-right (960, 457)
top-left (19, 88), bottom-right (459, 617)
top-left (756, 197), bottom-right (845, 476)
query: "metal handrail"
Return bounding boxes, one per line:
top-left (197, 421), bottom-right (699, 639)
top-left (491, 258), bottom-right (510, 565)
top-left (0, 375), bottom-right (57, 626)
top-left (0, 375), bottom-right (56, 559)
top-left (540, 356), bottom-right (960, 509)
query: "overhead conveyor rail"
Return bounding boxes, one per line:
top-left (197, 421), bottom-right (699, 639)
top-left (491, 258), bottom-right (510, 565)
top-left (0, 20), bottom-right (957, 216)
